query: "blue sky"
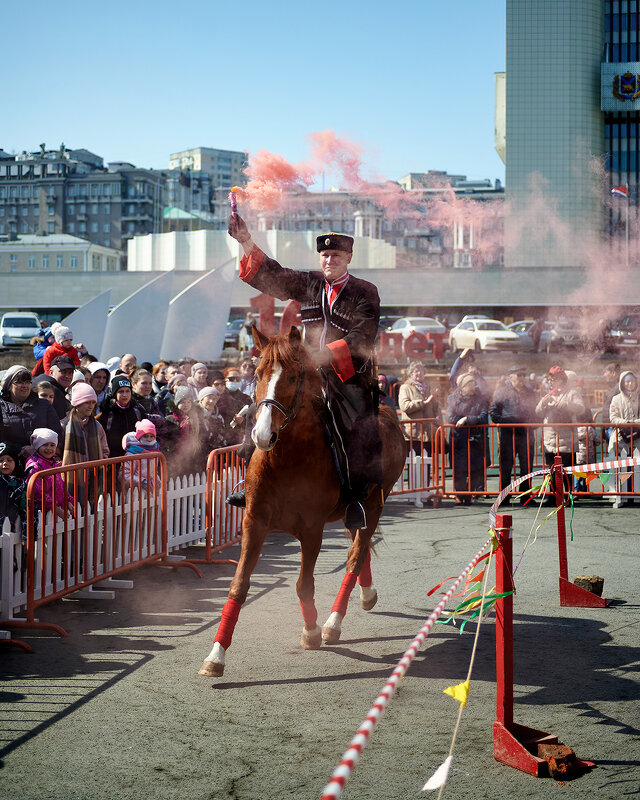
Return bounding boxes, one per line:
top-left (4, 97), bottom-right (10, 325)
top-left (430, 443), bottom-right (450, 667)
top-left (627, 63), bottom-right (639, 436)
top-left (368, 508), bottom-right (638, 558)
top-left (4, 0), bottom-right (505, 186)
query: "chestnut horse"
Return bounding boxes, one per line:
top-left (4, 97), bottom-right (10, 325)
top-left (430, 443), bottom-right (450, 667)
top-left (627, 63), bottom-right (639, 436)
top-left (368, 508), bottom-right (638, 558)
top-left (199, 326), bottom-right (406, 677)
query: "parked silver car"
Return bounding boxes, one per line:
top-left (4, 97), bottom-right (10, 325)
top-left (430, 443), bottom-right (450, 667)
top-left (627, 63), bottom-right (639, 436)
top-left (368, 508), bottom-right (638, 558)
top-left (506, 320), bottom-right (553, 352)
top-left (0, 311), bottom-right (42, 347)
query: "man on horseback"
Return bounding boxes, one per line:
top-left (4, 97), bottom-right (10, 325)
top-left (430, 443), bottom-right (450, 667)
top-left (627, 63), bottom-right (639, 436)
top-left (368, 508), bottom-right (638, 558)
top-left (227, 215), bottom-right (382, 530)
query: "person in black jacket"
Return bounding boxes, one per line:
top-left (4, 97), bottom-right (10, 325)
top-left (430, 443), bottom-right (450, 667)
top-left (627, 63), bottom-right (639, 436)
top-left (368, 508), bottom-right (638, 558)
top-left (446, 373), bottom-right (489, 503)
top-left (0, 365), bottom-right (62, 458)
top-left (228, 216), bottom-right (380, 528)
top-left (489, 365), bottom-right (538, 498)
top-left (97, 374), bottom-right (147, 458)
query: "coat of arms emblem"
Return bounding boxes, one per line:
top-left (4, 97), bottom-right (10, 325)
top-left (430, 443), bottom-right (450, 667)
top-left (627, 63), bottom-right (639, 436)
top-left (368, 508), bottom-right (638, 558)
top-left (613, 72), bottom-right (640, 101)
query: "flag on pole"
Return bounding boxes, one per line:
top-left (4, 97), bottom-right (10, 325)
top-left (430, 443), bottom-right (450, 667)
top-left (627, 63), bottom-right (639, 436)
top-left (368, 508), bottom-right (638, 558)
top-left (611, 185), bottom-right (628, 198)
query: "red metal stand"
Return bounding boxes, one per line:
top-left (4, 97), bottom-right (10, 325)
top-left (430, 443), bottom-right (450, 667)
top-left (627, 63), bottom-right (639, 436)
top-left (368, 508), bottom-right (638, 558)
top-left (493, 514), bottom-right (559, 776)
top-left (552, 456), bottom-right (611, 607)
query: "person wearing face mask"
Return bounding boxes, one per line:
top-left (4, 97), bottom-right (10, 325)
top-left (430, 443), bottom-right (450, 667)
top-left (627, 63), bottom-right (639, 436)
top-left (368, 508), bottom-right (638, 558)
top-left (216, 366), bottom-right (252, 433)
top-left (97, 375), bottom-right (147, 458)
top-left (446, 372), bottom-right (489, 504)
top-left (489, 365), bottom-right (538, 499)
top-left (608, 370), bottom-right (640, 507)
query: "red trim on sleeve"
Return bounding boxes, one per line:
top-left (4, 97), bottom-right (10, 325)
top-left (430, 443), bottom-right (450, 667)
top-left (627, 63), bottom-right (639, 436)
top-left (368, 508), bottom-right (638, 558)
top-left (327, 339), bottom-right (355, 382)
top-left (239, 246), bottom-right (264, 283)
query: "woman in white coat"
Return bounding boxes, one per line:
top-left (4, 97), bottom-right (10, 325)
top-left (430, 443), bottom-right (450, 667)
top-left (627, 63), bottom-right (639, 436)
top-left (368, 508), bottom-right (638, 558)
top-left (608, 370), bottom-right (640, 507)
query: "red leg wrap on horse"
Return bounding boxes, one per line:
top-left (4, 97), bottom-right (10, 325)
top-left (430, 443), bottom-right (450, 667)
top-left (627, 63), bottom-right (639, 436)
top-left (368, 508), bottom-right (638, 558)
top-left (299, 599), bottom-right (318, 628)
top-left (332, 571), bottom-right (358, 616)
top-left (214, 598), bottom-right (242, 650)
top-left (357, 550), bottom-right (372, 587)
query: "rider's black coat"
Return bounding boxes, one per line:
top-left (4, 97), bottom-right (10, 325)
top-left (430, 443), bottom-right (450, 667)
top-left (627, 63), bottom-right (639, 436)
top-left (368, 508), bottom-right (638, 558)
top-left (239, 246), bottom-right (382, 488)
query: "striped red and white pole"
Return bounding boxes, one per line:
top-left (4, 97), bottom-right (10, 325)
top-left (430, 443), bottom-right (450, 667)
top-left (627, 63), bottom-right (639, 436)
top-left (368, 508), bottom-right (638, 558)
top-left (318, 531), bottom-right (496, 800)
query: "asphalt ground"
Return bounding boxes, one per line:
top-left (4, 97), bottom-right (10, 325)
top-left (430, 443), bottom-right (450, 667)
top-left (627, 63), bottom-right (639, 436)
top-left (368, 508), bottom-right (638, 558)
top-left (1, 494), bottom-right (638, 800)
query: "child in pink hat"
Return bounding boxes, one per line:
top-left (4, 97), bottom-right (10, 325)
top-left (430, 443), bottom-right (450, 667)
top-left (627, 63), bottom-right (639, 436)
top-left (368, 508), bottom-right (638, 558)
top-left (122, 420), bottom-right (161, 491)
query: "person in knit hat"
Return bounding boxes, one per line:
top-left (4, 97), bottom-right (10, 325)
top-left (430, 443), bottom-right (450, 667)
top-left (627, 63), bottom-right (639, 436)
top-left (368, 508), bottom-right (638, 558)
top-left (87, 361), bottom-right (111, 407)
top-left (42, 326), bottom-right (82, 374)
top-left (0, 440), bottom-right (27, 537)
top-left (157, 371), bottom-right (190, 415)
top-left (0, 365), bottom-right (62, 457)
top-left (198, 385), bottom-right (230, 453)
top-left (61, 382), bottom-right (109, 471)
top-left (187, 362), bottom-right (209, 396)
top-left (121, 419), bottom-right (160, 491)
top-left (25, 428), bottom-right (74, 519)
top-left (164, 385), bottom-right (203, 476)
top-left (445, 371), bottom-right (489, 503)
top-left (96, 374), bottom-right (146, 458)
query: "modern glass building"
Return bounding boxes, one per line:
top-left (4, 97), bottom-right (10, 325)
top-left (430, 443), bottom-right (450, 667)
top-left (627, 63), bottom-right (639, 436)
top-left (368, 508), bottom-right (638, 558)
top-left (505, 0), bottom-right (640, 268)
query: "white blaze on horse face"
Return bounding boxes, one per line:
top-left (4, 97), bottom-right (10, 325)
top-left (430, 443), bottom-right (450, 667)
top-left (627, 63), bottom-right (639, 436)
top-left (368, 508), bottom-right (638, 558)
top-left (252, 363), bottom-right (282, 450)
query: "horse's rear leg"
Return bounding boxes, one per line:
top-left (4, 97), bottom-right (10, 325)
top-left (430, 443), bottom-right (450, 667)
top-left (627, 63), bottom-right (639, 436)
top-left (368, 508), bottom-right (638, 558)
top-left (199, 520), bottom-right (267, 678)
top-left (298, 527), bottom-right (323, 650)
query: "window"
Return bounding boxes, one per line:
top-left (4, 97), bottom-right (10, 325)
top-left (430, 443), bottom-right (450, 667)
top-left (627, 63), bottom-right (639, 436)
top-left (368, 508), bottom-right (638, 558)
top-left (70, 255), bottom-right (78, 269)
top-left (127, 222), bottom-right (135, 233)
top-left (42, 255), bottom-right (49, 269)
top-left (21, 223), bottom-right (28, 233)
top-left (0, 224), bottom-right (4, 233)
top-left (129, 204), bottom-right (135, 214)
top-left (104, 239), bottom-right (110, 247)
top-left (79, 222), bottom-right (86, 233)
top-left (79, 204), bottom-right (86, 214)
top-left (10, 254), bottom-right (16, 262)
top-left (48, 222), bottom-right (55, 233)
top-left (33, 206), bottom-right (39, 216)
top-left (48, 205), bottom-right (55, 215)
top-left (0, 208), bottom-right (5, 217)
top-left (68, 222), bottom-right (75, 233)
top-left (21, 206), bottom-right (28, 216)
top-left (10, 206), bottom-right (16, 215)
top-left (21, 185), bottom-right (29, 198)
top-left (90, 184), bottom-right (100, 196)
top-left (10, 262), bottom-right (17, 273)
top-left (91, 203), bottom-right (98, 214)
top-left (68, 205), bottom-right (75, 215)
top-left (91, 222), bottom-right (98, 233)
top-left (28, 255), bottom-right (35, 269)
top-left (103, 222), bottom-right (110, 232)
top-left (56, 254), bottom-right (64, 269)
top-left (103, 202), bottom-right (110, 214)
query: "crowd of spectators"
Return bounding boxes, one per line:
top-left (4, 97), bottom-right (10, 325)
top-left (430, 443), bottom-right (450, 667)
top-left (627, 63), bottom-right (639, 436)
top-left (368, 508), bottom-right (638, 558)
top-left (388, 349), bottom-right (638, 507)
top-left (0, 321), bottom-right (258, 529)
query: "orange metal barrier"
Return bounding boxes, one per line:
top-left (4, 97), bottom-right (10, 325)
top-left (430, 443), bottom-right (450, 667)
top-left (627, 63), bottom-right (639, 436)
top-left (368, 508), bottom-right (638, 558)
top-left (198, 444), bottom-right (245, 564)
top-left (5, 451), bottom-right (202, 638)
top-left (392, 418), bottom-right (444, 503)
top-left (437, 420), bottom-right (640, 502)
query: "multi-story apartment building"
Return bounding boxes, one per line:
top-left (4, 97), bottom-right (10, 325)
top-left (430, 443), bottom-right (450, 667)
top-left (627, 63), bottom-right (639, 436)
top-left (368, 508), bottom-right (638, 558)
top-left (166, 147), bottom-right (248, 219)
top-left (0, 144), bottom-right (165, 265)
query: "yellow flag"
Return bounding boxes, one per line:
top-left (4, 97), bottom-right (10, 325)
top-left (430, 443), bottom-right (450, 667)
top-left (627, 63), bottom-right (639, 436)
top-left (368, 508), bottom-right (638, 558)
top-left (443, 679), bottom-right (470, 706)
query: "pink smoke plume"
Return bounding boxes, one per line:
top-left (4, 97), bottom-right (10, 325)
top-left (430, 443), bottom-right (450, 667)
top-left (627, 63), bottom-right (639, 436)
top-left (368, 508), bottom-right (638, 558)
top-left (234, 130), bottom-right (420, 216)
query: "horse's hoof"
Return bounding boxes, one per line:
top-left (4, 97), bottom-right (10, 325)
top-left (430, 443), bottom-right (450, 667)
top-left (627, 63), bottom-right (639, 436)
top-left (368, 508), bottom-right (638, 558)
top-left (198, 660), bottom-right (224, 677)
top-left (301, 624), bottom-right (322, 650)
top-left (322, 611), bottom-right (343, 643)
top-left (360, 585), bottom-right (378, 611)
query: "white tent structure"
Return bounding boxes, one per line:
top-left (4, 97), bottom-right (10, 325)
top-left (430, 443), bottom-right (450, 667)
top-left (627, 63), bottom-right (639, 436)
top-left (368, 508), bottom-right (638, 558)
top-left (100, 271), bottom-right (175, 364)
top-left (160, 259), bottom-right (235, 361)
top-left (61, 289), bottom-right (112, 358)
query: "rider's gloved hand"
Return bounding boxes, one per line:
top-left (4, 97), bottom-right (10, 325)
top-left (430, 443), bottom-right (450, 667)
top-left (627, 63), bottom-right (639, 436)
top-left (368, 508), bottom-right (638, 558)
top-left (228, 214), bottom-right (252, 245)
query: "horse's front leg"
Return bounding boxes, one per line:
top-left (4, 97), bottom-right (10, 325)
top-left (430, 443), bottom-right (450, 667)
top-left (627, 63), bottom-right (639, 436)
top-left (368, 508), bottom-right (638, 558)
top-left (199, 516), bottom-right (267, 678)
top-left (298, 526), bottom-right (323, 650)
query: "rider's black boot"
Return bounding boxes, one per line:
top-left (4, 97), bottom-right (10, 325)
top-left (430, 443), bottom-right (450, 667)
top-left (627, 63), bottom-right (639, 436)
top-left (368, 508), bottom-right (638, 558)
top-left (344, 499), bottom-right (367, 531)
top-left (226, 490), bottom-right (246, 508)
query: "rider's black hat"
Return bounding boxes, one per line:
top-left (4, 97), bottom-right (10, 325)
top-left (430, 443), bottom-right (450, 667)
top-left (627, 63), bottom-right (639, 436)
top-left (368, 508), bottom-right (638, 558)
top-left (316, 232), bottom-right (354, 254)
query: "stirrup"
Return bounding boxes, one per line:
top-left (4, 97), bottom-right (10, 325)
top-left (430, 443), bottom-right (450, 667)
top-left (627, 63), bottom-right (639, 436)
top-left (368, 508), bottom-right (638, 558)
top-left (345, 500), bottom-right (367, 531)
top-left (226, 490), bottom-right (246, 508)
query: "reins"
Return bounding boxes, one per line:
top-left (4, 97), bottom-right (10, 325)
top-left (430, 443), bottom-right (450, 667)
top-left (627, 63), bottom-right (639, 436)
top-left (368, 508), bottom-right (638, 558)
top-left (257, 362), bottom-right (307, 431)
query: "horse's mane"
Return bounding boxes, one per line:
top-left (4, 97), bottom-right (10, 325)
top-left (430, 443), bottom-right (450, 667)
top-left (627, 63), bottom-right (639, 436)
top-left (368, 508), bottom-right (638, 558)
top-left (260, 334), bottom-right (310, 376)
top-left (257, 333), bottom-right (317, 382)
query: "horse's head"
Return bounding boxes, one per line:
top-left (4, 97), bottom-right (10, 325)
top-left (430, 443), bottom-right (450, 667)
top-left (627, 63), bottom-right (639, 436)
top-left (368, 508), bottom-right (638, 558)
top-left (251, 325), bottom-right (311, 451)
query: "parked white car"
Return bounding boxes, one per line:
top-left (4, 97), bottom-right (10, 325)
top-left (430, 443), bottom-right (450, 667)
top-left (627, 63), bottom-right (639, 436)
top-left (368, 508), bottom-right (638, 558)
top-left (0, 311), bottom-right (42, 347)
top-left (449, 318), bottom-right (521, 352)
top-left (385, 316), bottom-right (447, 339)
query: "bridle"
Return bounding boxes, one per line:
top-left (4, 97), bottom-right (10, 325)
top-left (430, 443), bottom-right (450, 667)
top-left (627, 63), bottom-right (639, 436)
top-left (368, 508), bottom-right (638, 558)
top-left (257, 363), bottom-right (306, 432)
